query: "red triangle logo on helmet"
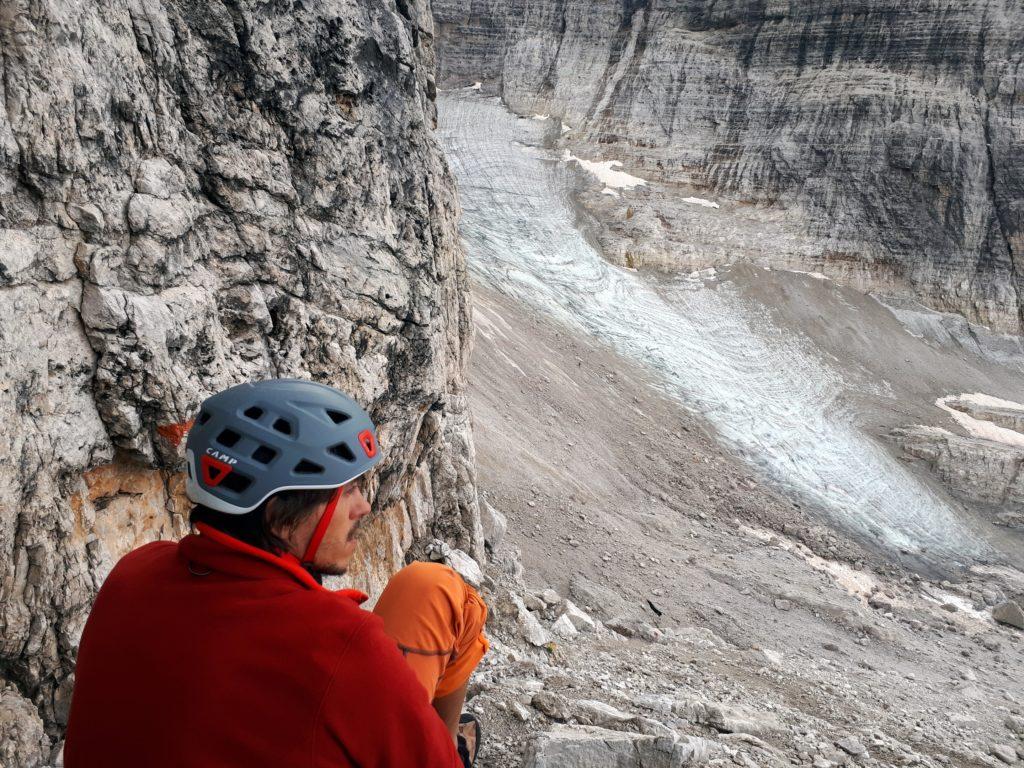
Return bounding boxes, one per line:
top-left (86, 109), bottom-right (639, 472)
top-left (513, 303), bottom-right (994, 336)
top-left (200, 454), bottom-right (234, 487)
top-left (358, 429), bottom-right (377, 458)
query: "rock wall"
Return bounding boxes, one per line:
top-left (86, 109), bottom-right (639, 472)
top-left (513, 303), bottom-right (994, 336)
top-left (0, 0), bottom-right (478, 759)
top-left (433, 0), bottom-right (1024, 333)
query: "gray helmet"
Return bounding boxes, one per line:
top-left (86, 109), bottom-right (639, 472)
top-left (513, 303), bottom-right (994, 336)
top-left (184, 378), bottom-right (381, 514)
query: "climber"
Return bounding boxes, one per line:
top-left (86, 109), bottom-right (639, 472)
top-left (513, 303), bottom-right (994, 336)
top-left (63, 378), bottom-right (487, 768)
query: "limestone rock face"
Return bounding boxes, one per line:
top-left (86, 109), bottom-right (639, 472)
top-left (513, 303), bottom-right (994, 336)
top-left (891, 425), bottom-right (1024, 528)
top-left (434, 0), bottom-right (1024, 332)
top-left (1, 0), bottom-right (478, 754)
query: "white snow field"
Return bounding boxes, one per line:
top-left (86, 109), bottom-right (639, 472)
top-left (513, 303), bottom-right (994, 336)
top-left (439, 94), bottom-right (985, 562)
top-left (935, 394), bottom-right (1024, 448)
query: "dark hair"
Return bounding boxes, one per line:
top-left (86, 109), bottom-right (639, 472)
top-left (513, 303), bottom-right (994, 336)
top-left (190, 488), bottom-right (336, 553)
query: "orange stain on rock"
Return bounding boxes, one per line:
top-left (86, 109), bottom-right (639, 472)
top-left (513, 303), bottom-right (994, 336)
top-left (157, 419), bottom-right (194, 448)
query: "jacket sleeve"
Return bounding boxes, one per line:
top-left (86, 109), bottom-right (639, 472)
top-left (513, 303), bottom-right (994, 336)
top-left (315, 613), bottom-right (464, 768)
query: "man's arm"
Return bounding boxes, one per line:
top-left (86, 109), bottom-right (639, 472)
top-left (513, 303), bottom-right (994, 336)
top-left (314, 614), bottom-right (464, 768)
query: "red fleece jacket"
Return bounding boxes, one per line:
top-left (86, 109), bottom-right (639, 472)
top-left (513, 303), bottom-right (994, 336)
top-left (64, 525), bottom-right (462, 767)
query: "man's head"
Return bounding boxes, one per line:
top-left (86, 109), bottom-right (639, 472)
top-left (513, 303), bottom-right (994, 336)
top-left (189, 479), bottom-right (372, 574)
top-left (183, 379), bottom-right (381, 571)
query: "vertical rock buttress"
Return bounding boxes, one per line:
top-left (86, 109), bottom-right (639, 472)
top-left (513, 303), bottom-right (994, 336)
top-left (0, 0), bottom-right (479, 757)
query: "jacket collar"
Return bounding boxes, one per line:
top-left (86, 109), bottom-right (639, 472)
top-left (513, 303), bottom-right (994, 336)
top-left (178, 523), bottom-right (368, 604)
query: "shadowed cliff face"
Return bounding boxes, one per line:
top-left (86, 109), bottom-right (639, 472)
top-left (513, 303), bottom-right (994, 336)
top-left (0, 0), bottom-right (478, 755)
top-left (433, 0), bottom-right (1024, 333)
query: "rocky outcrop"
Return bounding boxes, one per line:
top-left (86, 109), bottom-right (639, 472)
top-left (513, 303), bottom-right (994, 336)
top-left (892, 393), bottom-right (1024, 530)
top-left (894, 425), bottom-right (1024, 529)
top-left (1, 0), bottom-right (477, 755)
top-left (433, 0), bottom-right (1024, 333)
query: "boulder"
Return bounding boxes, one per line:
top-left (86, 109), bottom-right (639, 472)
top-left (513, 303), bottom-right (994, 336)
top-left (540, 588), bottom-right (562, 606)
top-left (551, 614), bottom-right (579, 639)
top-left (446, 548), bottom-right (484, 589)
top-left (836, 736), bottom-right (867, 756)
top-left (480, 500), bottom-right (508, 551)
top-left (573, 699), bottom-right (634, 728)
top-left (606, 617), bottom-right (664, 643)
top-left (513, 594), bottom-right (554, 647)
top-left (560, 599), bottom-right (598, 632)
top-left (1005, 715), bottom-right (1024, 736)
top-left (524, 725), bottom-right (725, 768)
top-left (992, 601), bottom-right (1024, 630)
top-left (532, 691), bottom-right (571, 721)
top-left (991, 744), bottom-right (1019, 765)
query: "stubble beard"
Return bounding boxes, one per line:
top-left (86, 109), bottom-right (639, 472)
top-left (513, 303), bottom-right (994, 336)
top-left (314, 521), bottom-right (362, 576)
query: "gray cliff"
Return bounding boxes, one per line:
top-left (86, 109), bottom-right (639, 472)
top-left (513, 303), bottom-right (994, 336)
top-left (0, 0), bottom-right (478, 761)
top-left (434, 0), bottom-right (1024, 333)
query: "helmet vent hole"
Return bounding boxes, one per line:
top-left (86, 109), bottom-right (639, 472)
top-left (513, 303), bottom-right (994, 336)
top-left (216, 429), bottom-right (241, 448)
top-left (219, 472), bottom-right (252, 494)
top-left (244, 406), bottom-right (264, 421)
top-left (329, 442), bottom-right (356, 462)
top-left (197, 411), bottom-right (211, 425)
top-left (326, 409), bottom-right (350, 424)
top-left (251, 445), bottom-right (276, 464)
top-left (294, 459), bottom-right (324, 475)
top-left (272, 418), bottom-right (293, 435)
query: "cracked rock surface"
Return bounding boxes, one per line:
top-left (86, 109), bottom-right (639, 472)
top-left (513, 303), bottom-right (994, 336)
top-left (0, 0), bottom-right (478, 757)
top-left (434, 0), bottom-right (1024, 333)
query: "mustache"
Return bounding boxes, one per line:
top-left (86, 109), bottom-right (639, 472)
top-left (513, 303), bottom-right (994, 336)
top-left (347, 519), bottom-right (363, 541)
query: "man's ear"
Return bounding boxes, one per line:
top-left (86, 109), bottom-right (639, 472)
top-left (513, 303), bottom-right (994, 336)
top-left (263, 497), bottom-right (285, 537)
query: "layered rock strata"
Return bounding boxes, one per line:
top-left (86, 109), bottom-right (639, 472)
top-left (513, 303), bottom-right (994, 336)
top-left (434, 0), bottom-right (1024, 333)
top-left (0, 0), bottom-right (478, 758)
top-left (893, 395), bottom-right (1024, 530)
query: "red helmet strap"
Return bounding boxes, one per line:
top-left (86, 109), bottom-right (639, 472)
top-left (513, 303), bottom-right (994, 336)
top-left (301, 486), bottom-right (344, 566)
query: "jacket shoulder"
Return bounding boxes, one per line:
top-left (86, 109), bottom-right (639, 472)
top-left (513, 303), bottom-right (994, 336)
top-left (108, 540), bottom-right (178, 578)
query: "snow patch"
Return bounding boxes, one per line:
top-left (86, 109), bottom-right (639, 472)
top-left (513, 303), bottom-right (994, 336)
top-left (531, 113), bottom-right (550, 121)
top-left (470, 81), bottom-right (482, 91)
top-left (935, 394), bottom-right (1024, 448)
top-left (562, 151), bottom-right (647, 190)
top-left (682, 196), bottom-right (719, 209)
top-left (688, 267), bottom-right (717, 280)
top-left (788, 269), bottom-right (831, 281)
top-left (561, 123), bottom-right (571, 134)
top-left (921, 589), bottom-right (991, 624)
top-left (601, 188), bottom-right (619, 197)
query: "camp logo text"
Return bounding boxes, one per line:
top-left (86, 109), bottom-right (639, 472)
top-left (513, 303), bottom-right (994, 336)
top-left (205, 448), bottom-right (238, 465)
